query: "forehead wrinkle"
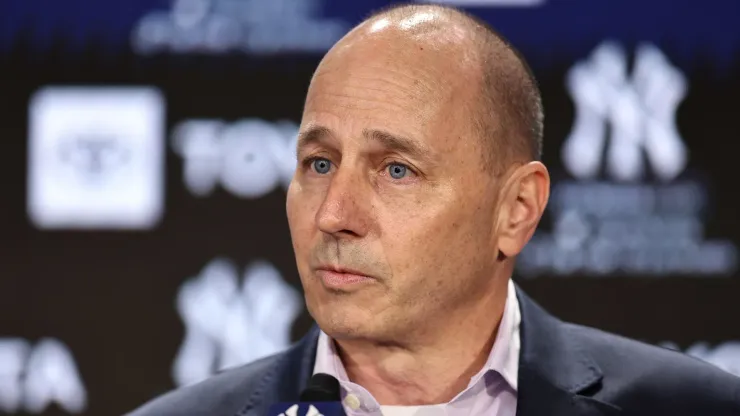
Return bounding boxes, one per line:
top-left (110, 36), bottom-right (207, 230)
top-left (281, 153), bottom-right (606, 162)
top-left (321, 67), bottom-right (433, 100)
top-left (309, 90), bottom-right (423, 118)
top-left (312, 65), bottom-right (455, 129)
top-left (307, 67), bottom-right (443, 123)
top-left (305, 73), bottom-right (478, 163)
top-left (362, 128), bottom-right (437, 166)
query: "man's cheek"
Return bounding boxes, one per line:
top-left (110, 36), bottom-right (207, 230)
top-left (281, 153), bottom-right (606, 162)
top-left (288, 197), bottom-right (319, 232)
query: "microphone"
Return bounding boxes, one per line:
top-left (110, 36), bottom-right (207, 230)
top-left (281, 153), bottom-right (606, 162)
top-left (267, 373), bottom-right (346, 416)
top-left (300, 373), bottom-right (341, 402)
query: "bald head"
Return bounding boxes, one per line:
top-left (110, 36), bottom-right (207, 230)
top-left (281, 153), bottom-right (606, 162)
top-left (345, 3), bottom-right (544, 172)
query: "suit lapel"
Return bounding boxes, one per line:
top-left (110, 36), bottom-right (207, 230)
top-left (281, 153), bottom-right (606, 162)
top-left (516, 363), bottom-right (620, 416)
top-left (514, 286), bottom-right (622, 416)
top-left (238, 327), bottom-right (320, 416)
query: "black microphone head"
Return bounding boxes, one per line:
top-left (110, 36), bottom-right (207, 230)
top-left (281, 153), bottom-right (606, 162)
top-left (300, 373), bottom-right (341, 402)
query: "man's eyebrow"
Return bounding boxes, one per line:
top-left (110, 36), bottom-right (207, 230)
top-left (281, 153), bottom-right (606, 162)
top-left (362, 128), bottom-right (434, 164)
top-left (296, 125), bottom-right (334, 156)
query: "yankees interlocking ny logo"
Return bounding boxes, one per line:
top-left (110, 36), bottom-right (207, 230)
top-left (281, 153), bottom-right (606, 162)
top-left (172, 258), bottom-right (302, 387)
top-left (561, 41), bottom-right (688, 182)
top-left (279, 404), bottom-right (324, 416)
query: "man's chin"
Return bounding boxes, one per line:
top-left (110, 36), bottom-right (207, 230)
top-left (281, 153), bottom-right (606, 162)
top-left (306, 292), bottom-right (386, 335)
top-left (312, 310), bottom-right (377, 340)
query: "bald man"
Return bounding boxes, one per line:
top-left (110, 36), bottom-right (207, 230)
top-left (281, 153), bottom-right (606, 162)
top-left (129, 4), bottom-right (740, 416)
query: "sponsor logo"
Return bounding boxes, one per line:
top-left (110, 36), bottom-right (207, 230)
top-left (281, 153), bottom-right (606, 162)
top-left (27, 86), bottom-right (165, 230)
top-left (172, 118), bottom-right (298, 198)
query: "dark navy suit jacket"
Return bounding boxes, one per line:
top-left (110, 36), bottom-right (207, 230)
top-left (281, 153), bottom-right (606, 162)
top-left (128, 287), bottom-right (740, 416)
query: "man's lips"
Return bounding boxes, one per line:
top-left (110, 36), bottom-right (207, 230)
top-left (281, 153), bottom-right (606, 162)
top-left (315, 266), bottom-right (374, 289)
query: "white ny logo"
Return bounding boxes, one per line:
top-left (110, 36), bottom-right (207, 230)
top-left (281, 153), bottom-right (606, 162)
top-left (279, 404), bottom-right (324, 416)
top-left (171, 258), bottom-right (303, 387)
top-left (561, 41), bottom-right (688, 182)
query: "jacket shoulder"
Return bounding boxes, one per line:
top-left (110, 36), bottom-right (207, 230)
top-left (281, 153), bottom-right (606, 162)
top-left (126, 352), bottom-right (283, 416)
top-left (565, 323), bottom-right (740, 414)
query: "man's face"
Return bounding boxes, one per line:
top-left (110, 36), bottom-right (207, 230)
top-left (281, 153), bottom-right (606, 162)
top-left (286, 24), bottom-right (503, 342)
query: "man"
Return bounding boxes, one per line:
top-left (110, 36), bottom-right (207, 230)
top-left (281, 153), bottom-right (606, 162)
top-left (129, 4), bottom-right (740, 416)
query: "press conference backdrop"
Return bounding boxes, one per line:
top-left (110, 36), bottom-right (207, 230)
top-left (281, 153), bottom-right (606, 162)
top-left (1, 0), bottom-right (740, 414)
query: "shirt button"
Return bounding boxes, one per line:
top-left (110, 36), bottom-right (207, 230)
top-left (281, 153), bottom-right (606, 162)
top-left (344, 393), bottom-right (361, 410)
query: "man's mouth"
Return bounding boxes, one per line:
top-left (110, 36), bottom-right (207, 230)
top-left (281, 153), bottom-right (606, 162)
top-left (315, 265), bottom-right (374, 289)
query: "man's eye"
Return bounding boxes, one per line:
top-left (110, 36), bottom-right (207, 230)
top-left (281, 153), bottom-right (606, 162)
top-left (311, 158), bottom-right (332, 174)
top-left (387, 163), bottom-right (409, 179)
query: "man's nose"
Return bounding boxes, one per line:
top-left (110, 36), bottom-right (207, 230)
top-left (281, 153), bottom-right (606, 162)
top-left (315, 167), bottom-right (371, 238)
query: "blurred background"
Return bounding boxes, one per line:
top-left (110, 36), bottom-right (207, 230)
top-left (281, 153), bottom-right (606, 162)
top-left (1, 0), bottom-right (739, 414)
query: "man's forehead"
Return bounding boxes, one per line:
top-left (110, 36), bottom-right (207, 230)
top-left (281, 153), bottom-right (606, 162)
top-left (301, 77), bottom-right (450, 158)
top-left (299, 8), bottom-right (489, 162)
top-left (304, 38), bottom-right (456, 133)
top-left (305, 25), bottom-right (477, 119)
top-left (306, 63), bottom-right (440, 115)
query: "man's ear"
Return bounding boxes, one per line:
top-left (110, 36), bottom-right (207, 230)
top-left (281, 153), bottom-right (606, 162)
top-left (495, 162), bottom-right (550, 258)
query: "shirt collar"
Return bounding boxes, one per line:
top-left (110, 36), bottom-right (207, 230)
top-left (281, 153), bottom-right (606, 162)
top-left (312, 279), bottom-right (521, 392)
top-left (476, 278), bottom-right (520, 390)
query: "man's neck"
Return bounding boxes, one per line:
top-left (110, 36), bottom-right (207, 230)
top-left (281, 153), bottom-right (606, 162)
top-left (334, 279), bottom-right (509, 406)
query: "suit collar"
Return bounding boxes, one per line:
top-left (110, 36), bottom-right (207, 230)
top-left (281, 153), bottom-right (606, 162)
top-left (279, 325), bottom-right (322, 400)
top-left (239, 326), bottom-right (321, 415)
top-left (514, 285), bottom-right (621, 416)
top-left (515, 285), bottom-right (602, 393)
